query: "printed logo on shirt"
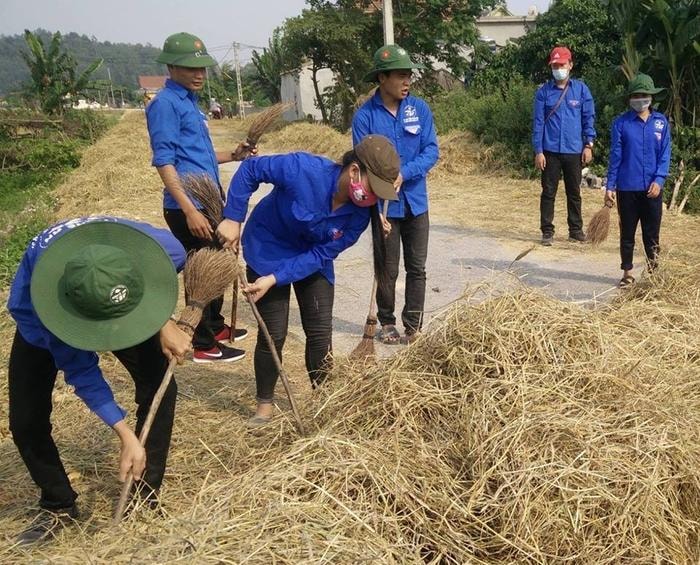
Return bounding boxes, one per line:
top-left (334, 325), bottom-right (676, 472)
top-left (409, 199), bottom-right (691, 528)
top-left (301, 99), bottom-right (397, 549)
top-left (32, 217), bottom-right (116, 250)
top-left (403, 104), bottom-right (419, 124)
top-left (328, 228), bottom-right (344, 240)
top-left (654, 120), bottom-right (665, 131)
top-left (655, 132), bottom-right (662, 141)
top-left (567, 99), bottom-right (581, 108)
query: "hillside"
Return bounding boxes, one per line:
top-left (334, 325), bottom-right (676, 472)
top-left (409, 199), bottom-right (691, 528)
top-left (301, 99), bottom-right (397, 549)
top-left (0, 29), bottom-right (162, 97)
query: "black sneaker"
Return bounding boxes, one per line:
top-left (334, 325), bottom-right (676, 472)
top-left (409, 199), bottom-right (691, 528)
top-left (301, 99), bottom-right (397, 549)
top-left (213, 325), bottom-right (249, 342)
top-left (193, 343), bottom-right (246, 363)
top-left (541, 234), bottom-right (553, 246)
top-left (568, 232), bottom-right (587, 243)
top-left (16, 504), bottom-right (78, 546)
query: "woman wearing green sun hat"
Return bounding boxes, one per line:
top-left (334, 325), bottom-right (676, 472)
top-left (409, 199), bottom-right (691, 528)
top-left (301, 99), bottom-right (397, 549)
top-left (7, 217), bottom-right (191, 544)
top-left (604, 73), bottom-right (671, 288)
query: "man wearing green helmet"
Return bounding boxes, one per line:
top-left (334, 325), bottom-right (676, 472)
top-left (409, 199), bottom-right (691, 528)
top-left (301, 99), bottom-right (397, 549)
top-left (147, 32), bottom-right (252, 363)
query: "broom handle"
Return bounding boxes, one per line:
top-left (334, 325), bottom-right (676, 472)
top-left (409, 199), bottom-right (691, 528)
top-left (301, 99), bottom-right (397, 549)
top-left (113, 356), bottom-right (178, 524)
top-left (369, 199), bottom-right (389, 318)
top-left (239, 272), bottom-right (306, 436)
top-left (229, 245), bottom-right (240, 341)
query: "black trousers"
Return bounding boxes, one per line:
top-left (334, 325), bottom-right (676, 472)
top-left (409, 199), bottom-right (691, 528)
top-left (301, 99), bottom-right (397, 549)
top-left (616, 190), bottom-right (663, 271)
top-left (540, 151), bottom-right (584, 236)
top-left (377, 209), bottom-right (429, 334)
top-left (247, 268), bottom-right (333, 401)
top-left (164, 208), bottom-right (225, 350)
top-left (8, 330), bottom-right (177, 509)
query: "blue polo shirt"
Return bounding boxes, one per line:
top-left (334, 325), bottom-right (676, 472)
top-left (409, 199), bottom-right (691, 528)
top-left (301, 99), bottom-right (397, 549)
top-left (606, 110), bottom-right (671, 192)
top-left (7, 217), bottom-right (186, 427)
top-left (532, 78), bottom-right (596, 155)
top-left (146, 78), bottom-right (220, 209)
top-left (352, 90), bottom-right (439, 219)
top-left (223, 153), bottom-right (370, 286)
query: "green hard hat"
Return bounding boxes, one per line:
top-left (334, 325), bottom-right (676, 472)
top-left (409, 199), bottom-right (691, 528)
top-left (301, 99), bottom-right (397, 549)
top-left (363, 44), bottom-right (425, 83)
top-left (156, 32), bottom-right (216, 68)
top-left (627, 73), bottom-right (664, 96)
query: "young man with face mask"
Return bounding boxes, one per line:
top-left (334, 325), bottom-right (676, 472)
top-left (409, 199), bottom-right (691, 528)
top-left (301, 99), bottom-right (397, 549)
top-left (352, 44), bottom-right (439, 345)
top-left (604, 74), bottom-right (671, 287)
top-left (532, 46), bottom-right (596, 246)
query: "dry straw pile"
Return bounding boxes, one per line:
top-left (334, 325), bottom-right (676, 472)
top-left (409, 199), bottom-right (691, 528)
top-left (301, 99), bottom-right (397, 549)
top-left (3, 259), bottom-right (698, 563)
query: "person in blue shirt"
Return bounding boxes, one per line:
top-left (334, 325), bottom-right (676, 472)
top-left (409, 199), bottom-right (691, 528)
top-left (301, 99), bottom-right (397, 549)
top-left (352, 44), bottom-right (439, 345)
top-left (7, 218), bottom-right (191, 544)
top-left (146, 32), bottom-right (252, 363)
top-left (605, 74), bottom-right (671, 288)
top-left (532, 46), bottom-right (596, 246)
top-left (216, 135), bottom-right (400, 426)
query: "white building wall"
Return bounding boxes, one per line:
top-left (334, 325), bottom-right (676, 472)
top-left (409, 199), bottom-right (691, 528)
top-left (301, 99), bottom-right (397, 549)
top-left (281, 65), bottom-right (335, 122)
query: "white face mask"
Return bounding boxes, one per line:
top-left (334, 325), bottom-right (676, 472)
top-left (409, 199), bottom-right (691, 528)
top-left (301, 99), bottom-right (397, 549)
top-left (552, 68), bottom-right (569, 81)
top-left (630, 98), bottom-right (652, 113)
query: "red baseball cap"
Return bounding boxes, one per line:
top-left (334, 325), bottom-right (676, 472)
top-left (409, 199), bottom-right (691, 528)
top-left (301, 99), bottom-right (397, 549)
top-left (548, 47), bottom-right (572, 65)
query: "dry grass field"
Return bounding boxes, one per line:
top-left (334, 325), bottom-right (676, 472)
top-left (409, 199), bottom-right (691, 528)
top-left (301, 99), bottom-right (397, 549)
top-left (0, 111), bottom-right (698, 563)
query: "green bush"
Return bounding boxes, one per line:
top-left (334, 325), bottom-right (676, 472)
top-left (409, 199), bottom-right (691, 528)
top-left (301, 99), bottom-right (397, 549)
top-left (62, 109), bottom-right (110, 142)
top-left (432, 82), bottom-right (537, 174)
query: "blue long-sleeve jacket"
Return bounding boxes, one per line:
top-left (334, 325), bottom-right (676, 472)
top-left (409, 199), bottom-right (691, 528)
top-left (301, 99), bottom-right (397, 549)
top-left (352, 90), bottom-right (439, 218)
top-left (7, 217), bottom-right (186, 427)
top-left (532, 78), bottom-right (596, 155)
top-left (146, 79), bottom-right (220, 209)
top-left (606, 110), bottom-right (671, 191)
top-left (223, 153), bottom-right (370, 286)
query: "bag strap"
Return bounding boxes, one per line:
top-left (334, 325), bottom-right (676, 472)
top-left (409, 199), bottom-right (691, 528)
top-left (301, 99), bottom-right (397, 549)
top-left (545, 81), bottom-right (570, 122)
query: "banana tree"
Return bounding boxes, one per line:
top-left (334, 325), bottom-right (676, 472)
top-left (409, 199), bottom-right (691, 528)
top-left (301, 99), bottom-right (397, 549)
top-left (21, 30), bottom-right (102, 115)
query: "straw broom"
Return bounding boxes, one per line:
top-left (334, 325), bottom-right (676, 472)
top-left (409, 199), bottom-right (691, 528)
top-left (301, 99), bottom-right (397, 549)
top-left (586, 200), bottom-right (614, 246)
top-left (113, 248), bottom-right (238, 524)
top-left (182, 172), bottom-right (305, 434)
top-left (245, 103), bottom-right (291, 148)
top-left (350, 200), bottom-right (389, 360)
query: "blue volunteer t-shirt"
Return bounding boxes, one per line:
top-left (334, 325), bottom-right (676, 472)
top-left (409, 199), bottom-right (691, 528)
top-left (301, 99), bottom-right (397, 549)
top-left (7, 217), bottom-right (186, 427)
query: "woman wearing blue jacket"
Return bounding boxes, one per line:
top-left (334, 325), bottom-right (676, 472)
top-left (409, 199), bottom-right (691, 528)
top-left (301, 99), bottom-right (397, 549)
top-left (605, 74), bottom-right (671, 287)
top-left (216, 135), bottom-right (400, 425)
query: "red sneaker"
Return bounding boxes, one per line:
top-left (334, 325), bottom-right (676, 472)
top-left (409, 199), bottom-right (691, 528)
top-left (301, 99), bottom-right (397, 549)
top-left (213, 325), bottom-right (249, 342)
top-left (192, 344), bottom-right (245, 363)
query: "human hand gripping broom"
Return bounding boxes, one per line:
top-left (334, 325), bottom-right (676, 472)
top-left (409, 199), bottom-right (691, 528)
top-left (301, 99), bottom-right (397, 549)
top-left (182, 173), bottom-right (306, 435)
top-left (113, 248), bottom-right (238, 524)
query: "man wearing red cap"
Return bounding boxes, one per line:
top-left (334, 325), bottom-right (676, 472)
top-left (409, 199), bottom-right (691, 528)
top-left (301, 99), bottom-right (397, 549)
top-left (532, 46), bottom-right (596, 246)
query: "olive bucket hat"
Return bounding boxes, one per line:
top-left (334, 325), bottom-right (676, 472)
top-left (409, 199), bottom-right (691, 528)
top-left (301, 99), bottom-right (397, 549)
top-left (156, 32), bottom-right (216, 68)
top-left (30, 220), bottom-right (178, 352)
top-left (627, 73), bottom-right (664, 96)
top-left (363, 44), bottom-right (425, 83)
top-left (355, 134), bottom-right (400, 201)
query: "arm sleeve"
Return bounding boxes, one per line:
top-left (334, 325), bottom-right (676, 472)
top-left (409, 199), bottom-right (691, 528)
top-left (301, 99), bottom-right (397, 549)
top-left (606, 119), bottom-right (623, 191)
top-left (532, 87), bottom-right (546, 154)
top-left (272, 213), bottom-right (370, 286)
top-left (351, 109), bottom-right (371, 146)
top-left (146, 98), bottom-right (180, 167)
top-left (223, 155), bottom-right (299, 222)
top-left (49, 339), bottom-right (126, 427)
top-left (400, 104), bottom-right (439, 182)
top-left (582, 84), bottom-right (596, 143)
top-left (654, 120), bottom-right (672, 187)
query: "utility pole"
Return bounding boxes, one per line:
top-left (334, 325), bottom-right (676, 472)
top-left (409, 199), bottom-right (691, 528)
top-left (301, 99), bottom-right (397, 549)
top-left (382, 0), bottom-right (394, 44)
top-left (233, 42), bottom-right (245, 120)
top-left (107, 67), bottom-right (116, 107)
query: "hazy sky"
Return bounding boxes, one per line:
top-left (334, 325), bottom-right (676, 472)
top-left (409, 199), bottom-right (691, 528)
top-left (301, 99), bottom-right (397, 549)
top-left (0, 0), bottom-right (551, 64)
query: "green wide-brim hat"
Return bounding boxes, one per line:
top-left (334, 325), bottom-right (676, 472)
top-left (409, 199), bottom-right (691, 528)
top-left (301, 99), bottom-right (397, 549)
top-left (627, 73), bottom-right (664, 96)
top-left (31, 221), bottom-right (178, 352)
top-left (156, 32), bottom-right (217, 68)
top-left (363, 44), bottom-right (425, 83)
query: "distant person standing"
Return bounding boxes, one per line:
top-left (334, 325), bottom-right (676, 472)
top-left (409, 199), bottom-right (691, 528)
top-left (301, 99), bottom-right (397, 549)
top-left (532, 46), bottom-right (596, 246)
top-left (146, 32), bottom-right (253, 363)
top-left (605, 74), bottom-right (671, 288)
top-left (352, 44), bottom-right (439, 345)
